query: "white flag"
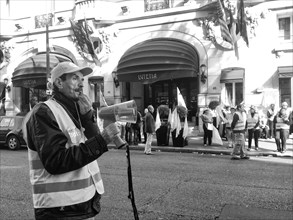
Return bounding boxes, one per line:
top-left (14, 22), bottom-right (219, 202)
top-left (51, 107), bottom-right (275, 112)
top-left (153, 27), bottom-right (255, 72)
top-left (171, 107), bottom-right (181, 138)
top-left (175, 113), bottom-right (181, 138)
top-left (155, 109), bottom-right (161, 131)
top-left (96, 109), bottom-right (104, 132)
top-left (183, 116), bottom-right (189, 139)
top-left (177, 87), bottom-right (186, 108)
top-left (99, 87), bottom-right (108, 108)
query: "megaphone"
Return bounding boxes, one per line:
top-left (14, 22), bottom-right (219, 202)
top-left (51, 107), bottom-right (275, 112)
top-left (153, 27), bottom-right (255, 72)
top-left (98, 100), bottom-right (137, 148)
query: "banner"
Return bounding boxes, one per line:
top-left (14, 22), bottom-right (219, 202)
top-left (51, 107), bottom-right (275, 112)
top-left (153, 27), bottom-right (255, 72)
top-left (216, 0), bottom-right (233, 47)
top-left (70, 19), bottom-right (100, 65)
top-left (237, 0), bottom-right (249, 47)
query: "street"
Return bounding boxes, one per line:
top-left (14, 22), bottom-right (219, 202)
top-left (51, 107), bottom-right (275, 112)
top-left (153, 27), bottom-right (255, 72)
top-left (0, 147), bottom-right (292, 220)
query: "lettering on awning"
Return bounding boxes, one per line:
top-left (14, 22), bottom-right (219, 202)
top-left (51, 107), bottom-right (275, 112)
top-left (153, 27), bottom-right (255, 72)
top-left (137, 73), bottom-right (157, 81)
top-left (23, 79), bottom-right (37, 88)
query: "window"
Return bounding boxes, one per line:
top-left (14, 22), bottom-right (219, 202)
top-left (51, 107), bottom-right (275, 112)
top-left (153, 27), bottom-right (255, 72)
top-left (279, 78), bottom-right (291, 106)
top-left (9, 118), bottom-right (15, 128)
top-left (0, 118), bottom-right (11, 127)
top-left (220, 67), bottom-right (244, 106)
top-left (278, 17), bottom-right (291, 40)
top-left (224, 82), bottom-right (243, 106)
top-left (235, 83), bottom-right (243, 105)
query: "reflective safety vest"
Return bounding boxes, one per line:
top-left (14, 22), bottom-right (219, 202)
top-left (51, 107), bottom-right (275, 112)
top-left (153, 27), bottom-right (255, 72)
top-left (233, 111), bottom-right (245, 131)
top-left (247, 112), bottom-right (259, 129)
top-left (225, 113), bottom-right (234, 128)
top-left (26, 99), bottom-right (104, 208)
top-left (275, 116), bottom-right (290, 130)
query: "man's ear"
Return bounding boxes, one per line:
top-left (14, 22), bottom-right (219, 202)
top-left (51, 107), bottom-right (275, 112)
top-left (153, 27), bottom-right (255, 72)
top-left (54, 78), bottom-right (63, 89)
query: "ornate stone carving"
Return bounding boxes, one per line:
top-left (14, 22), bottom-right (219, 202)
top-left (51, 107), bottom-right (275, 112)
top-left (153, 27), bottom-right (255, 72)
top-left (0, 41), bottom-right (14, 70)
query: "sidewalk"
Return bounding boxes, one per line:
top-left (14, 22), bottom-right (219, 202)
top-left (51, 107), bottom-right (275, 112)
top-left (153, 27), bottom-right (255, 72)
top-left (109, 134), bottom-right (293, 158)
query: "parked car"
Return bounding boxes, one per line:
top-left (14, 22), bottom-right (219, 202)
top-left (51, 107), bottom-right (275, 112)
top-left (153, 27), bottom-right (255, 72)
top-left (0, 116), bottom-right (26, 150)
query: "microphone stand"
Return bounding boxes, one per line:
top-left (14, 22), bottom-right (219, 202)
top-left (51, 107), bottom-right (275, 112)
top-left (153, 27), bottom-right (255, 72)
top-left (115, 136), bottom-right (139, 220)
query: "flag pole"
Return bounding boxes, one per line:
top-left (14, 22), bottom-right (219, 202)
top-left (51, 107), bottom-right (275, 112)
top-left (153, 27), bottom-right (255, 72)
top-left (46, 23), bottom-right (50, 96)
top-left (46, 3), bottom-right (50, 100)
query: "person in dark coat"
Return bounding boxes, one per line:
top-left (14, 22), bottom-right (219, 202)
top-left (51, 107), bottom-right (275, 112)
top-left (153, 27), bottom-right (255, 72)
top-left (23, 61), bottom-right (121, 220)
top-left (132, 111), bottom-right (142, 145)
top-left (200, 109), bottom-right (213, 146)
top-left (267, 104), bottom-right (276, 139)
top-left (144, 105), bottom-right (155, 155)
top-left (142, 108), bottom-right (148, 143)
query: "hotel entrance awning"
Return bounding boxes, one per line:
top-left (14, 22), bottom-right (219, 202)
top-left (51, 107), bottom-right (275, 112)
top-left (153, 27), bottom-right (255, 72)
top-left (12, 53), bottom-right (71, 88)
top-left (220, 67), bottom-right (245, 83)
top-left (116, 39), bottom-right (199, 84)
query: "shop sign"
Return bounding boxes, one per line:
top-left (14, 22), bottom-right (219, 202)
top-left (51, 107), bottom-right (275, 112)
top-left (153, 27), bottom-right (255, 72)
top-left (23, 79), bottom-right (38, 88)
top-left (35, 13), bottom-right (53, 29)
top-left (144, 0), bottom-right (170, 12)
top-left (137, 73), bottom-right (157, 81)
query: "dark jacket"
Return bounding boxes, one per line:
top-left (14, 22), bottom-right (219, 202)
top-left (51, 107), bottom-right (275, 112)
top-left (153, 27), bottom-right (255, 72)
top-left (145, 111), bottom-right (155, 133)
top-left (26, 91), bottom-right (108, 220)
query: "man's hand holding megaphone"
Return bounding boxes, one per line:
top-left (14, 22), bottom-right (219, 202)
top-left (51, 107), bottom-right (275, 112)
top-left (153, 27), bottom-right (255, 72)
top-left (77, 93), bottom-right (122, 147)
top-left (98, 100), bottom-right (137, 148)
top-left (101, 122), bottom-right (125, 148)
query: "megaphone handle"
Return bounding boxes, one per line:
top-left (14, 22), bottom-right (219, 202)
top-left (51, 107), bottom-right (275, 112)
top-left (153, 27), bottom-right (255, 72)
top-left (112, 135), bottom-right (127, 149)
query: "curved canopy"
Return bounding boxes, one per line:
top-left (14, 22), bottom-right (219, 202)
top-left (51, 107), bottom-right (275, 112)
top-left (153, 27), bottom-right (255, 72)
top-left (12, 53), bottom-right (71, 88)
top-left (88, 75), bottom-right (104, 84)
top-left (116, 39), bottom-right (199, 84)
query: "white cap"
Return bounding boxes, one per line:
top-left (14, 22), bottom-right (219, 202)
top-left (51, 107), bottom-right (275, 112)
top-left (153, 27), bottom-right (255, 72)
top-left (50, 61), bottom-right (92, 83)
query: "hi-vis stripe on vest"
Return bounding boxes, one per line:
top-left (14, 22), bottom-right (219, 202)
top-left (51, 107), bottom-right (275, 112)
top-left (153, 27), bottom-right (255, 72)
top-left (25, 99), bottom-right (104, 208)
top-left (233, 112), bottom-right (245, 131)
top-left (247, 113), bottom-right (259, 129)
top-left (275, 116), bottom-right (290, 130)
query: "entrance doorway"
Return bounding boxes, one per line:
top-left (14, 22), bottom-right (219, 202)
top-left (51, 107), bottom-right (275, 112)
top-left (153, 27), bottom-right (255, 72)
top-left (144, 77), bottom-right (199, 122)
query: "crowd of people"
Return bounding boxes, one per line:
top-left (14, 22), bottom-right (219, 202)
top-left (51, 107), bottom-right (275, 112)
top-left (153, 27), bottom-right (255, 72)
top-left (7, 59), bottom-right (290, 219)
top-left (201, 102), bottom-right (293, 159)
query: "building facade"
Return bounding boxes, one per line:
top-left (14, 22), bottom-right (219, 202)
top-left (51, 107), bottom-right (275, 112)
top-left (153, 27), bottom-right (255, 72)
top-left (0, 0), bottom-right (292, 127)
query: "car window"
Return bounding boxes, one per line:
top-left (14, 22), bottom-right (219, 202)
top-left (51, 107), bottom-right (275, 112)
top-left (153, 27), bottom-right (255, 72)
top-left (9, 118), bottom-right (15, 127)
top-left (0, 118), bottom-right (11, 127)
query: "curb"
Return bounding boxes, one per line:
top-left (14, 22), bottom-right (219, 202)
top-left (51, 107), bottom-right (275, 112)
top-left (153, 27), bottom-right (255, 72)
top-left (107, 144), bottom-right (293, 158)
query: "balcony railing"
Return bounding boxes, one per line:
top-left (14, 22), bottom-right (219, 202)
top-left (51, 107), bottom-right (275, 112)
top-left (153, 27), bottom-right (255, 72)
top-left (0, 0), bottom-right (214, 36)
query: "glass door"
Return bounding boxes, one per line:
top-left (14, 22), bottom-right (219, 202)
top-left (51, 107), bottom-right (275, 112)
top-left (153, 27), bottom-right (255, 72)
top-left (145, 77), bottom-right (199, 122)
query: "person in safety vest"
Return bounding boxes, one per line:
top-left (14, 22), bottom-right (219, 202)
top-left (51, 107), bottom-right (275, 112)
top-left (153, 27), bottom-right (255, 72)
top-left (246, 105), bottom-right (260, 151)
top-left (273, 105), bottom-right (292, 153)
top-left (230, 103), bottom-right (250, 160)
top-left (23, 61), bottom-right (121, 220)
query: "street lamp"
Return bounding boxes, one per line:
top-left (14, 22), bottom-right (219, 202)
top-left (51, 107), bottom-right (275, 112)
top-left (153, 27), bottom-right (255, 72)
top-left (112, 71), bottom-right (120, 88)
top-left (200, 64), bottom-right (207, 84)
top-left (121, 6), bottom-right (130, 15)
